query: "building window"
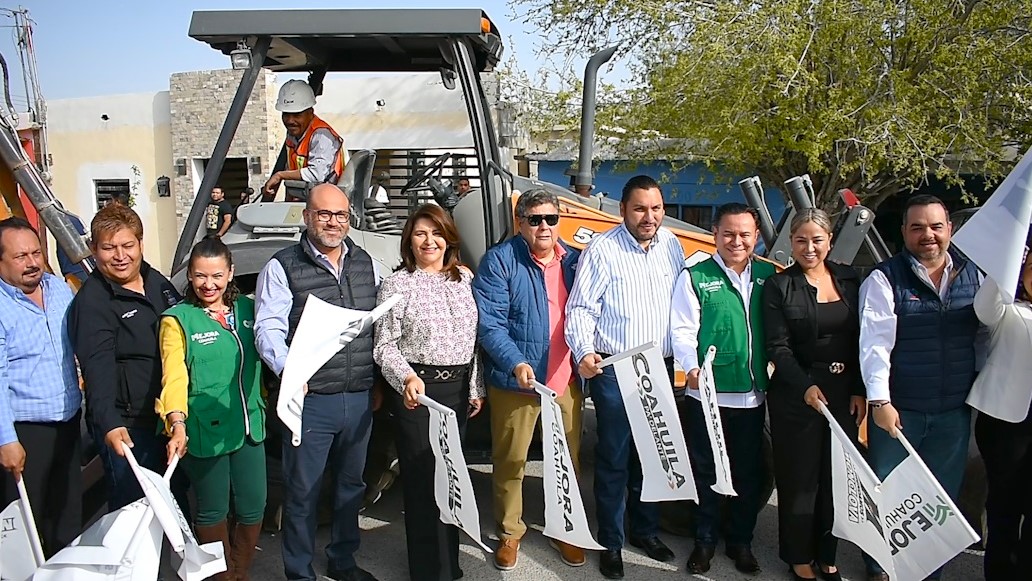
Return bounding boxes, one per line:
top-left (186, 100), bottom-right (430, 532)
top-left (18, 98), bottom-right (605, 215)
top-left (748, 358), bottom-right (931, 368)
top-left (677, 204), bottom-right (716, 231)
top-left (95, 179), bottom-right (131, 209)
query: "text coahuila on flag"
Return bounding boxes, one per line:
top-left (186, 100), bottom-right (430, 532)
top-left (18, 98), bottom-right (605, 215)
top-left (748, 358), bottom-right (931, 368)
top-left (822, 403), bottom-right (980, 579)
top-left (417, 394), bottom-right (491, 553)
top-left (531, 381), bottom-right (604, 551)
top-left (278, 294), bottom-right (401, 446)
top-left (598, 342), bottom-right (698, 502)
top-left (698, 345), bottom-right (737, 496)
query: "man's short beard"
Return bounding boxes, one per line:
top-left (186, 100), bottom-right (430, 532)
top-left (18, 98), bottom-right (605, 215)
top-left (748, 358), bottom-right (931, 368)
top-left (310, 230), bottom-right (343, 248)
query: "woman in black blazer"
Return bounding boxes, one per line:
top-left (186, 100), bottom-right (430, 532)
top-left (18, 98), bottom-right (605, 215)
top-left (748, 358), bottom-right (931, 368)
top-left (762, 209), bottom-right (867, 581)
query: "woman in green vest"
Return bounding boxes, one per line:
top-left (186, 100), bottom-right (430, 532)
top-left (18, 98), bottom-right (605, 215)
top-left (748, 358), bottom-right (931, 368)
top-left (762, 209), bottom-right (865, 581)
top-left (156, 237), bottom-right (266, 581)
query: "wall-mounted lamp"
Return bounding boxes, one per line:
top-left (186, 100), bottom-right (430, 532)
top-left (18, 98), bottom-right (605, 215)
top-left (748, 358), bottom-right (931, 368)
top-left (156, 175), bottom-right (171, 197)
top-left (249, 156), bottom-right (262, 174)
top-left (174, 158), bottom-right (187, 176)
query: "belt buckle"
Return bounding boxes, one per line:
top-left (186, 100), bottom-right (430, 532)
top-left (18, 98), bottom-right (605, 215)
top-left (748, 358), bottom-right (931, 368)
top-left (434, 369), bottom-right (454, 381)
top-left (828, 362), bottom-right (845, 375)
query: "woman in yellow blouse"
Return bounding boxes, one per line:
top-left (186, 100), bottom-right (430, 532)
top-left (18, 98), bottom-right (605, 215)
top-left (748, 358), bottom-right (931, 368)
top-left (156, 238), bottom-right (266, 581)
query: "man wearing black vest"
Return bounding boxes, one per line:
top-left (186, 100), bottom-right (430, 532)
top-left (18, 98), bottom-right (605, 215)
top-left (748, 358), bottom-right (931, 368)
top-left (255, 183), bottom-right (380, 581)
top-left (671, 203), bottom-right (775, 575)
top-left (859, 194), bottom-right (981, 581)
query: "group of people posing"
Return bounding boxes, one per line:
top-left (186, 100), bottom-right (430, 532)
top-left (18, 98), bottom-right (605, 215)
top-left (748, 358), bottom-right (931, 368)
top-left (0, 173), bottom-right (1029, 581)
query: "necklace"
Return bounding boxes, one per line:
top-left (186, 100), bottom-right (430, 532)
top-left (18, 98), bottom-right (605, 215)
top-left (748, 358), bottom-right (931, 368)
top-left (804, 271), bottom-right (827, 287)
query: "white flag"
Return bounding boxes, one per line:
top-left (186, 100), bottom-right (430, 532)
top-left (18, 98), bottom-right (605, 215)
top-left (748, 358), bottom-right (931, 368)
top-left (416, 394), bottom-right (491, 553)
top-left (121, 446), bottom-right (227, 580)
top-left (879, 433), bottom-right (981, 580)
top-left (821, 403), bottom-right (895, 576)
top-left (278, 294), bottom-right (401, 446)
top-left (698, 345), bottom-right (737, 496)
top-left (0, 480), bottom-right (45, 581)
top-left (953, 145), bottom-right (1032, 303)
top-left (599, 342), bottom-right (698, 502)
top-left (31, 500), bottom-right (163, 581)
top-left (532, 381), bottom-right (604, 551)
top-left (822, 404), bottom-right (980, 579)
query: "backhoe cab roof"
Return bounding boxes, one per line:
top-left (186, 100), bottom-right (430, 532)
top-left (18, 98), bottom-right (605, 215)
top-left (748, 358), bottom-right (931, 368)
top-left (189, 8), bottom-right (503, 73)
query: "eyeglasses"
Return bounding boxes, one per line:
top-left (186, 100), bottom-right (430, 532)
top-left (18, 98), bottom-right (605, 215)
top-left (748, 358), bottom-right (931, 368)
top-left (524, 214), bottom-right (559, 227)
top-left (311, 210), bottom-right (351, 223)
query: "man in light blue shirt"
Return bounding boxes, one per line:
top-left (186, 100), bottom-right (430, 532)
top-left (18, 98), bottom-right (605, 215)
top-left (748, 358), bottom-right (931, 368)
top-left (565, 175), bottom-right (685, 579)
top-left (255, 183), bottom-right (381, 581)
top-left (0, 217), bottom-right (82, 557)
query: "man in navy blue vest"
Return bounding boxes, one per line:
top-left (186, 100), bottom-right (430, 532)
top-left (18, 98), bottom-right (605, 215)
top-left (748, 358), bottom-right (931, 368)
top-left (859, 195), bottom-right (981, 581)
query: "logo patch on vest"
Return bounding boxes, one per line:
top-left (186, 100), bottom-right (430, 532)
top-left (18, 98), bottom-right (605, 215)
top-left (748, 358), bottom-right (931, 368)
top-left (243, 320), bottom-right (253, 329)
top-left (121, 309), bottom-right (138, 319)
top-left (190, 331), bottom-right (220, 345)
top-left (699, 280), bottom-right (725, 293)
top-left (755, 277), bottom-right (765, 286)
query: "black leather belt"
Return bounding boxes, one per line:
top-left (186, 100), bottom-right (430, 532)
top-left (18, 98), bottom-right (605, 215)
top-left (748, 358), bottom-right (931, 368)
top-left (812, 361), bottom-right (846, 375)
top-left (411, 363), bottom-right (468, 384)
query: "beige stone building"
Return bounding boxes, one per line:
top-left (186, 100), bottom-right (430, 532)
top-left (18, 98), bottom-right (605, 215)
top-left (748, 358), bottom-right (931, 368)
top-left (45, 68), bottom-right (515, 273)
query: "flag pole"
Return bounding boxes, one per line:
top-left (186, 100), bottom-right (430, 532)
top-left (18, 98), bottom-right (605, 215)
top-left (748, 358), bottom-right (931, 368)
top-left (16, 478), bottom-right (46, 567)
top-left (596, 341), bottom-right (656, 368)
top-left (415, 394), bottom-right (456, 416)
top-left (531, 380), bottom-right (558, 400)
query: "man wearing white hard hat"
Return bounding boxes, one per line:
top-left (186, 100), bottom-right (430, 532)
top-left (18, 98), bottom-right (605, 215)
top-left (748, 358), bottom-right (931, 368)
top-left (263, 79), bottom-right (347, 201)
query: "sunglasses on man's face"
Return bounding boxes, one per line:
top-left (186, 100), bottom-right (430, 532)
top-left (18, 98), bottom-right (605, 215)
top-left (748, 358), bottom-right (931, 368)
top-left (524, 214), bottom-right (559, 227)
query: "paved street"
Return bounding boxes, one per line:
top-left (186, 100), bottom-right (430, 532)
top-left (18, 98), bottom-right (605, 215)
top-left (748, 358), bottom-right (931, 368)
top-left (240, 402), bottom-right (984, 581)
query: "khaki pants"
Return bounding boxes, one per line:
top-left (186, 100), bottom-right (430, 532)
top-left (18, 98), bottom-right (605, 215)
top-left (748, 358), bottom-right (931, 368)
top-left (490, 383), bottom-right (583, 540)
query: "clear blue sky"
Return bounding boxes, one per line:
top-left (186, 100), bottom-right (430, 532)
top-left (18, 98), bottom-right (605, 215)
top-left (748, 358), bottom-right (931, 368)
top-left (1, 0), bottom-right (555, 101)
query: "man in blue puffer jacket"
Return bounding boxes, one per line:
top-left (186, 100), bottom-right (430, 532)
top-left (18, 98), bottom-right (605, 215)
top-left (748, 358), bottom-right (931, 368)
top-left (472, 189), bottom-right (583, 572)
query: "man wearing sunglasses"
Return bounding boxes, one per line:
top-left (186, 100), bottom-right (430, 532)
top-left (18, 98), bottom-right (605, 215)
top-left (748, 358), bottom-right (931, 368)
top-left (255, 183), bottom-right (382, 581)
top-left (472, 189), bottom-right (584, 571)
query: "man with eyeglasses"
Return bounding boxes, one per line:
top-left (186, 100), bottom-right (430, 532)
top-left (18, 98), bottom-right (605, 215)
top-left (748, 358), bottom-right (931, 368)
top-left (471, 189), bottom-right (583, 571)
top-left (255, 183), bottom-right (382, 581)
top-left (565, 175), bottom-right (686, 579)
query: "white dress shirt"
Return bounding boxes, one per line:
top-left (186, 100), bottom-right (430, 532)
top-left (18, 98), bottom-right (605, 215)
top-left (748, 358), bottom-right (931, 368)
top-left (670, 253), bottom-right (765, 409)
top-left (859, 253), bottom-right (956, 403)
top-left (565, 224), bottom-right (685, 362)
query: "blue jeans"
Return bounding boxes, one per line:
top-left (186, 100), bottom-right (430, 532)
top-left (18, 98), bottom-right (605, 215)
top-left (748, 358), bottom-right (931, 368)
top-left (682, 396), bottom-right (766, 548)
top-left (93, 424), bottom-right (190, 514)
top-left (863, 406), bottom-right (971, 579)
top-left (281, 390), bottom-right (373, 581)
top-left (590, 363), bottom-right (666, 550)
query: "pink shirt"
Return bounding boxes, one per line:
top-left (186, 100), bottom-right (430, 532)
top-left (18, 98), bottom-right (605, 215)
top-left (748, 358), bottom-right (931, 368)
top-left (532, 244), bottom-right (573, 396)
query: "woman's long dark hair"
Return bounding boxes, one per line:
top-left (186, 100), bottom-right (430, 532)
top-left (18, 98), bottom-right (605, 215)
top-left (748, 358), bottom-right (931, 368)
top-left (398, 204), bottom-right (464, 281)
top-left (185, 237), bottom-right (240, 307)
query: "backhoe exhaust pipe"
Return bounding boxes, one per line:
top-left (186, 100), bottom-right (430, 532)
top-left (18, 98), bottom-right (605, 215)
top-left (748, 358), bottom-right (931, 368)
top-left (575, 45), bottom-right (619, 196)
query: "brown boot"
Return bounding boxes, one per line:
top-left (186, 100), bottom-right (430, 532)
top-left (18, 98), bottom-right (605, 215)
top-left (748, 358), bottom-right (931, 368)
top-left (194, 521), bottom-right (234, 580)
top-left (229, 521), bottom-right (262, 581)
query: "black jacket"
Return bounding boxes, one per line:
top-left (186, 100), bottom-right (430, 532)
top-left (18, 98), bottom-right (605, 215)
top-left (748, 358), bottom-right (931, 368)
top-left (70, 262), bottom-right (181, 436)
top-left (762, 261), bottom-right (864, 403)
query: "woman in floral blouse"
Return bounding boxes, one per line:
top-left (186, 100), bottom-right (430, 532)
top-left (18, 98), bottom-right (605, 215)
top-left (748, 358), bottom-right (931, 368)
top-left (373, 203), bottom-right (485, 581)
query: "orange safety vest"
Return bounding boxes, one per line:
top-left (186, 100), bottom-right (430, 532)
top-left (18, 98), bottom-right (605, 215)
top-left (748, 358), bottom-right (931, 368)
top-left (286, 115), bottom-right (345, 183)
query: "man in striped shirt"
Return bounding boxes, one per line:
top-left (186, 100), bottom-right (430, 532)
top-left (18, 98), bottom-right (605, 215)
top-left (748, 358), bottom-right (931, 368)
top-left (0, 217), bottom-right (82, 557)
top-left (565, 175), bottom-right (685, 579)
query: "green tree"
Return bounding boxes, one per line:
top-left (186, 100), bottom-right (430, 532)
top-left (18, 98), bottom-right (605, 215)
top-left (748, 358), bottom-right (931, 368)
top-left (515, 0), bottom-right (1032, 209)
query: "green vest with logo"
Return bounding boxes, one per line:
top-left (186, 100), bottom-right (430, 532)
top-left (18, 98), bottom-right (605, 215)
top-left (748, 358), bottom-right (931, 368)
top-left (688, 257), bottom-right (775, 393)
top-left (164, 296), bottom-right (266, 458)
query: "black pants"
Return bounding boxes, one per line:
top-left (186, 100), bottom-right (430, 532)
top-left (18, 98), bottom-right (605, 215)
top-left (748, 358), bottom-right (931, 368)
top-left (682, 397), bottom-right (766, 547)
top-left (2, 414), bottom-right (82, 558)
top-left (768, 389), bottom-right (856, 566)
top-left (391, 365), bottom-right (468, 581)
top-left (975, 410), bottom-right (1032, 580)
